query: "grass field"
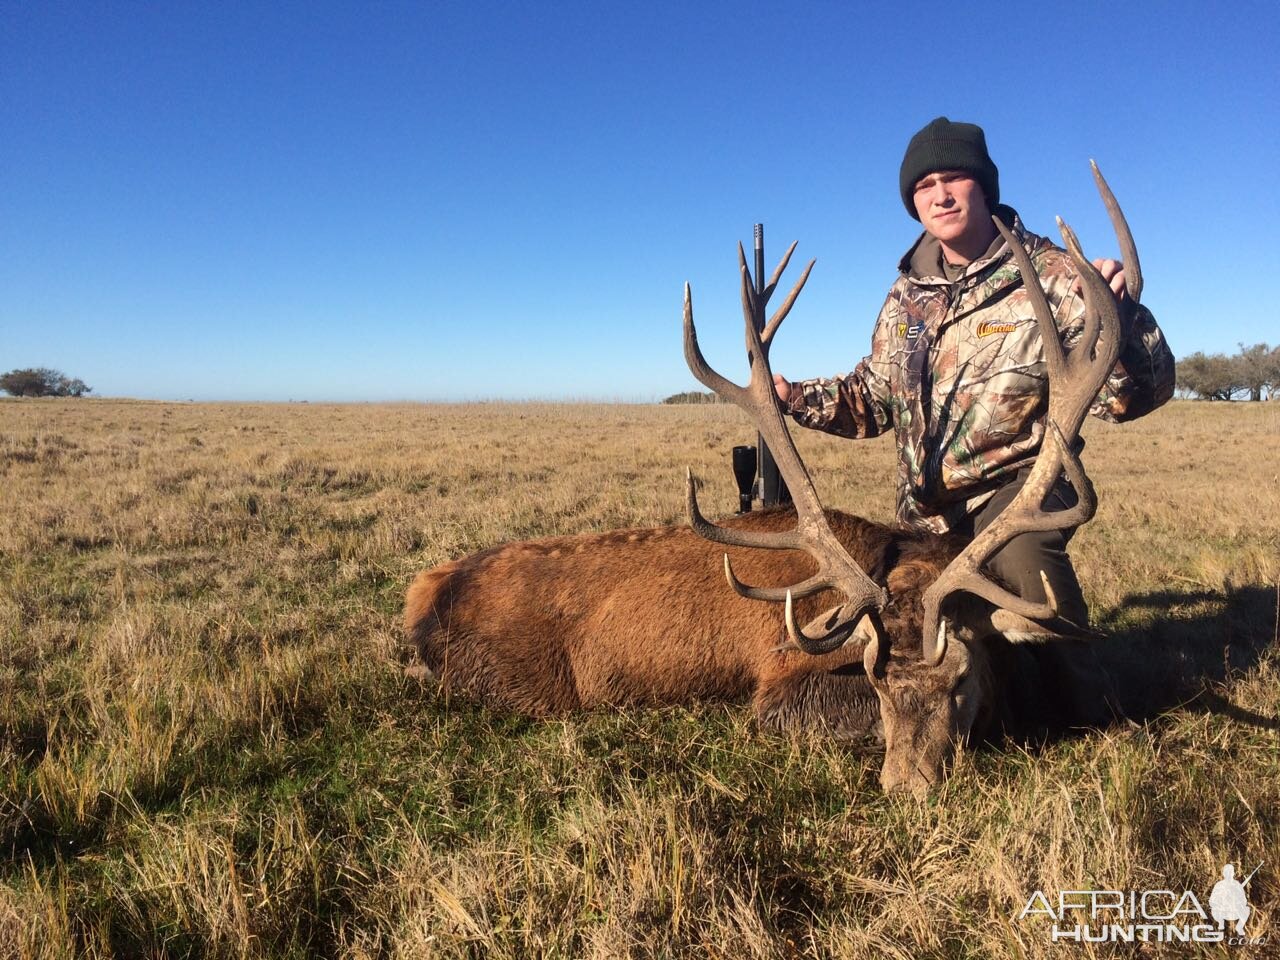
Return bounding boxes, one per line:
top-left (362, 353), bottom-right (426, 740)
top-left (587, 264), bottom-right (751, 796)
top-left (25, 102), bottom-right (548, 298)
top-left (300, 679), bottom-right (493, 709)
top-left (1, 397), bottom-right (1277, 958)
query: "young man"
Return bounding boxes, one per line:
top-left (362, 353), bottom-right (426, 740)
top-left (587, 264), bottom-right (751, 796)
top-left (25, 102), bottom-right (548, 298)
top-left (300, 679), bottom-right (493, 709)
top-left (773, 117), bottom-right (1175, 630)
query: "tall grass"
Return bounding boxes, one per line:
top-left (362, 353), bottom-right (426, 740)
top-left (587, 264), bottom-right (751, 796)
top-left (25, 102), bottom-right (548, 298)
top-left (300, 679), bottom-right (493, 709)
top-left (1, 398), bottom-right (1277, 958)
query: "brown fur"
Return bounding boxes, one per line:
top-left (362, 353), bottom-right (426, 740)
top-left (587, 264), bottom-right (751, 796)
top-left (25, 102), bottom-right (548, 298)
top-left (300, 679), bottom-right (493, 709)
top-left (404, 507), bottom-right (968, 743)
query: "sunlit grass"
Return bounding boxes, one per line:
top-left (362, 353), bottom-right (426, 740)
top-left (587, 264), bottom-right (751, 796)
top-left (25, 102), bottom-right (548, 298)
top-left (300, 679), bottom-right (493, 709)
top-left (1, 397), bottom-right (1277, 958)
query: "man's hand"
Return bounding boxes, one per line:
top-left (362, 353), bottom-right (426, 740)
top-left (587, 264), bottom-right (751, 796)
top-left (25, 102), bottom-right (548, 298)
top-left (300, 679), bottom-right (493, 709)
top-left (1091, 258), bottom-right (1128, 303)
top-left (1074, 258), bottom-right (1128, 304)
top-left (773, 374), bottom-right (792, 404)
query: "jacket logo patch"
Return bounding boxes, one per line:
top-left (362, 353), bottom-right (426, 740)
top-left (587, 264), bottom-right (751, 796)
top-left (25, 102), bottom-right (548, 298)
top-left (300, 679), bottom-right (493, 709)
top-left (976, 320), bottom-right (1018, 337)
top-left (899, 322), bottom-right (923, 341)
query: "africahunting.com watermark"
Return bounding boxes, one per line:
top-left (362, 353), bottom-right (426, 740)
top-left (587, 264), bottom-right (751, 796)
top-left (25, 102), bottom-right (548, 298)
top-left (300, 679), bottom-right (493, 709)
top-left (1018, 862), bottom-right (1266, 946)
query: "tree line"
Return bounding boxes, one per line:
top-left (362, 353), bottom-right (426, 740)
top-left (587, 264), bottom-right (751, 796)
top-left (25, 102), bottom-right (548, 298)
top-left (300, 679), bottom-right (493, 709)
top-left (661, 390), bottom-right (727, 405)
top-left (1177, 343), bottom-right (1279, 401)
top-left (0, 368), bottom-right (93, 398)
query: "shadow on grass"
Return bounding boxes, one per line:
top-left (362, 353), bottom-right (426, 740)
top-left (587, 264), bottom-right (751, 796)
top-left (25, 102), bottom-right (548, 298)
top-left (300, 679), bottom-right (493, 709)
top-left (1096, 582), bottom-right (1280, 727)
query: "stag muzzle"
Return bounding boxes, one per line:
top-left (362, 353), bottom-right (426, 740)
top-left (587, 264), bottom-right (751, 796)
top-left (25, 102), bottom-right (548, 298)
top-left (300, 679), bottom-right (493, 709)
top-left (878, 729), bottom-right (955, 799)
top-left (865, 630), bottom-right (979, 797)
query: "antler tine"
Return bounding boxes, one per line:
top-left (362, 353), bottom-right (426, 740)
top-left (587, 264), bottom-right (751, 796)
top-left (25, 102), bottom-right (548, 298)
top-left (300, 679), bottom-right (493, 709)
top-left (685, 467), bottom-right (804, 551)
top-left (740, 263), bottom-right (764, 361)
top-left (684, 283), bottom-right (746, 405)
top-left (919, 167), bottom-right (1134, 665)
top-left (761, 240), bottom-right (799, 303)
top-left (1091, 160), bottom-right (1142, 303)
top-left (723, 555), bottom-right (838, 603)
top-left (761, 258), bottom-right (816, 347)
top-left (786, 590), bottom-right (863, 655)
top-left (737, 244), bottom-right (760, 334)
top-left (1055, 216), bottom-right (1123, 435)
top-left (683, 243), bottom-right (888, 655)
top-left (1057, 218), bottom-right (1102, 361)
top-left (994, 216), bottom-right (1065, 379)
top-left (684, 273), bottom-right (810, 552)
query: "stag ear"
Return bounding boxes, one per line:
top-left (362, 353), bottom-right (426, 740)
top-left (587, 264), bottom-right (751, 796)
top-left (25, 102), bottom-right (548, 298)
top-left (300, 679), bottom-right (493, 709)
top-left (937, 593), bottom-right (994, 643)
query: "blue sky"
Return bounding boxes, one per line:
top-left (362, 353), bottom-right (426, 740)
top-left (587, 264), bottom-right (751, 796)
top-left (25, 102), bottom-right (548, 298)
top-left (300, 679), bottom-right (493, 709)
top-left (3, 0), bottom-right (1277, 401)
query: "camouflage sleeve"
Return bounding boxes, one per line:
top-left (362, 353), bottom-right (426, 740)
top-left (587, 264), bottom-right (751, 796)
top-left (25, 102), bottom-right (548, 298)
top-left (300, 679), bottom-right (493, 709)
top-left (1091, 303), bottom-right (1176, 422)
top-left (783, 295), bottom-right (895, 439)
top-left (1045, 260), bottom-right (1176, 424)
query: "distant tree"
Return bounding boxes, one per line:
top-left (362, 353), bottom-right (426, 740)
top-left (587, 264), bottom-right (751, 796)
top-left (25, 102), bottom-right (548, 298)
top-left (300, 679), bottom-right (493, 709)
top-left (1177, 352), bottom-right (1245, 401)
top-left (0, 367), bottom-right (92, 398)
top-left (58, 376), bottom-right (92, 397)
top-left (1233, 342), bottom-right (1273, 402)
top-left (661, 390), bottom-right (726, 405)
top-left (1254, 343), bottom-right (1280, 399)
top-left (0, 368), bottom-right (56, 397)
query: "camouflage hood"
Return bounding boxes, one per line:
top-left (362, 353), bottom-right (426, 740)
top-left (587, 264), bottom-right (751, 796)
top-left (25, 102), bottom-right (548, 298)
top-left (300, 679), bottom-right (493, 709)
top-left (788, 207), bottom-right (1174, 534)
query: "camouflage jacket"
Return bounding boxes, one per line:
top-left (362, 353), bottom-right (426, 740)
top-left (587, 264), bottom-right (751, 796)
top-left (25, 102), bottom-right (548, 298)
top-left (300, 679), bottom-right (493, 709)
top-left (787, 206), bottom-right (1175, 534)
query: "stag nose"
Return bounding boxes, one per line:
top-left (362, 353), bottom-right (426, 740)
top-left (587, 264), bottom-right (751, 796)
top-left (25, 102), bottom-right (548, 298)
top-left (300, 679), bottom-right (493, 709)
top-left (880, 764), bottom-right (936, 799)
top-left (882, 775), bottom-right (932, 800)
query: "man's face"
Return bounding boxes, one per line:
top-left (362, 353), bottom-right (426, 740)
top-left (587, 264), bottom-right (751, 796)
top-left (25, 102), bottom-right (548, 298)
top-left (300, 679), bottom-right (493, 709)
top-left (912, 170), bottom-right (990, 247)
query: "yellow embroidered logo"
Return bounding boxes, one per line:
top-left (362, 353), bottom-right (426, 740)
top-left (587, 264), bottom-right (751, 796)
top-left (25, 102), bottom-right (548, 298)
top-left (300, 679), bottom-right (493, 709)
top-left (897, 322), bottom-right (908, 337)
top-left (976, 321), bottom-right (1018, 337)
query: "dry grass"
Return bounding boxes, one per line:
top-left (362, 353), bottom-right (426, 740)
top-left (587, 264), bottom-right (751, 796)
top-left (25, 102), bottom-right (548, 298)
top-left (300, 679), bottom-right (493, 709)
top-left (1, 397), bottom-right (1277, 958)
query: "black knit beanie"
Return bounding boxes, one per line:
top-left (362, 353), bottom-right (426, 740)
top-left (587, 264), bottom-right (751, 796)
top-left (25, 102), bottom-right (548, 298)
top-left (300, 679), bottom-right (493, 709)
top-left (899, 117), bottom-right (999, 220)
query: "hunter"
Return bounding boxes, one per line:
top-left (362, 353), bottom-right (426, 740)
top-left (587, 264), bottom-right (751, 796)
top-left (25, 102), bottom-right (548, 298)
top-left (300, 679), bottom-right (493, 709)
top-left (773, 117), bottom-right (1175, 632)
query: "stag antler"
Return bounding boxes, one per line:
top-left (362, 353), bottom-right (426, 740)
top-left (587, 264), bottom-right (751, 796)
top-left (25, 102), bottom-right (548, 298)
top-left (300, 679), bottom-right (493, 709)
top-left (919, 161), bottom-right (1138, 665)
top-left (683, 243), bottom-right (888, 654)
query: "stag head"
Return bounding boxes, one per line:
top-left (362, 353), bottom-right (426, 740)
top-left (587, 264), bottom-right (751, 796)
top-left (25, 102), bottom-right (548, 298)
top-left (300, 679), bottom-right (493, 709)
top-left (684, 162), bottom-right (1139, 796)
top-left (863, 627), bottom-right (987, 795)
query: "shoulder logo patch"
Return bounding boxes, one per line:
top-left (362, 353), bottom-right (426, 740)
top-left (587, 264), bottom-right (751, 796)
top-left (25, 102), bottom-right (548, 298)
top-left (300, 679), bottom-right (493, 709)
top-left (976, 320), bottom-right (1018, 337)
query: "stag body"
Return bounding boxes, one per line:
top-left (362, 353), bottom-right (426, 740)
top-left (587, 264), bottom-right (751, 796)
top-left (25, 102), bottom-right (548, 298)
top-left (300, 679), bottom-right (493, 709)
top-left (405, 508), bottom-right (947, 735)
top-left (404, 506), bottom-right (1087, 783)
